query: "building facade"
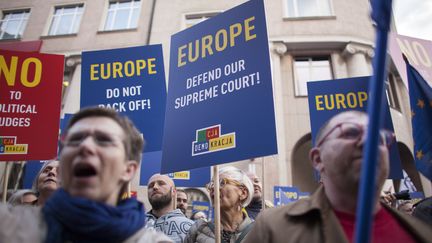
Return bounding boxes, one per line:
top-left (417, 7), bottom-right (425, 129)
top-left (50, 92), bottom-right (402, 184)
top-left (1, 0), bottom-right (430, 208)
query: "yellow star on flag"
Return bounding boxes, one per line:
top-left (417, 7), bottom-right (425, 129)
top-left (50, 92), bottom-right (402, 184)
top-left (416, 150), bottom-right (424, 160)
top-left (417, 99), bottom-right (425, 109)
top-left (430, 100), bottom-right (432, 108)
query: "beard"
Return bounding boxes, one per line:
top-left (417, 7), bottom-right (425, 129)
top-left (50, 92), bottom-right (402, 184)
top-left (178, 207), bottom-right (186, 214)
top-left (149, 191), bottom-right (172, 210)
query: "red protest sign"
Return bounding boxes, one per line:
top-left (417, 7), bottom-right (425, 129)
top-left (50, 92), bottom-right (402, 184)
top-left (0, 50), bottom-right (64, 161)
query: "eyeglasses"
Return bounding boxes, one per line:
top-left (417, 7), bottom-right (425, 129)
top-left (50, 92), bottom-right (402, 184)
top-left (206, 178), bottom-right (243, 191)
top-left (62, 131), bottom-right (123, 147)
top-left (316, 122), bottom-right (395, 148)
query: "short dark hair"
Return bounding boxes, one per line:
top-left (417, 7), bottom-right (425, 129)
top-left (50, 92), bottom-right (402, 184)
top-left (65, 107), bottom-right (144, 163)
top-left (176, 189), bottom-right (188, 199)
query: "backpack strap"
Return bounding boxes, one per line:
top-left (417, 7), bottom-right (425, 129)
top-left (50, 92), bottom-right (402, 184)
top-left (235, 222), bottom-right (254, 243)
top-left (208, 221), bottom-right (254, 243)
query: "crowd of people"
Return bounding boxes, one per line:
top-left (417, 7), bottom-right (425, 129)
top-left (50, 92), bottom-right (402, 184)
top-left (1, 108), bottom-right (431, 243)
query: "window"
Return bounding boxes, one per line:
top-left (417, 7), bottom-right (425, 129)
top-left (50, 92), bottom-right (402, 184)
top-left (0, 9), bottom-right (30, 40)
top-left (294, 56), bottom-right (333, 96)
top-left (184, 12), bottom-right (220, 29)
top-left (385, 73), bottom-right (401, 111)
top-left (48, 5), bottom-right (83, 35)
top-left (286, 0), bottom-right (332, 18)
top-left (104, 0), bottom-right (141, 31)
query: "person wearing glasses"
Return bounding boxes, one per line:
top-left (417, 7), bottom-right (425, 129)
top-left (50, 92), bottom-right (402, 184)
top-left (185, 166), bottom-right (254, 243)
top-left (0, 107), bottom-right (171, 243)
top-left (245, 111), bottom-right (430, 243)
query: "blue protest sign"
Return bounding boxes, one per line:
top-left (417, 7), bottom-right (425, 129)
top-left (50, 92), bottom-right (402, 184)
top-left (139, 151), bottom-right (210, 187)
top-left (81, 45), bottom-right (166, 154)
top-left (273, 186), bottom-right (299, 206)
top-left (307, 76), bottom-right (403, 179)
top-left (298, 191), bottom-right (310, 199)
top-left (161, 0), bottom-right (277, 173)
top-left (191, 201), bottom-right (211, 220)
top-left (23, 160), bottom-right (44, 189)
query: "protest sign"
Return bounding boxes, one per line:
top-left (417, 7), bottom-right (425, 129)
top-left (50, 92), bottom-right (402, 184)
top-left (192, 201), bottom-right (211, 220)
top-left (307, 76), bottom-right (403, 178)
top-left (0, 50), bottom-right (63, 161)
top-left (139, 151), bottom-right (210, 187)
top-left (161, 0), bottom-right (277, 173)
top-left (274, 186), bottom-right (300, 206)
top-left (81, 45), bottom-right (167, 170)
top-left (389, 33), bottom-right (432, 88)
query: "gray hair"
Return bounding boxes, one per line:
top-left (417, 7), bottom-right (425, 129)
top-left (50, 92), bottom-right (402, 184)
top-left (218, 166), bottom-right (254, 207)
top-left (7, 189), bottom-right (37, 206)
top-left (31, 160), bottom-right (59, 194)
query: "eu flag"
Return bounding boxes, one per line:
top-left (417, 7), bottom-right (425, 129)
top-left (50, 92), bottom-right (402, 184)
top-left (406, 59), bottom-right (432, 181)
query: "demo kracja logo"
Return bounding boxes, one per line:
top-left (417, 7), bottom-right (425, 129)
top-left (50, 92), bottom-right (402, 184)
top-left (192, 125), bottom-right (236, 156)
top-left (0, 136), bottom-right (28, 154)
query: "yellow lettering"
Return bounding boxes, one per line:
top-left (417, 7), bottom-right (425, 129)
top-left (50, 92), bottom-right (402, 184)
top-left (229, 23), bottom-right (242, 47)
top-left (124, 61), bottom-right (135, 77)
top-left (100, 63), bottom-right (110, 80)
top-left (136, 59), bottom-right (146, 76)
top-left (90, 59), bottom-right (155, 80)
top-left (21, 57), bottom-right (42, 88)
top-left (0, 55), bottom-right (18, 86)
top-left (215, 29), bottom-right (228, 52)
top-left (346, 92), bottom-right (357, 108)
top-left (112, 62), bottom-right (123, 78)
top-left (315, 95), bottom-right (324, 110)
top-left (324, 95), bottom-right (334, 110)
top-left (177, 16), bottom-right (258, 68)
top-left (244, 16), bottom-right (256, 41)
top-left (201, 35), bottom-right (214, 58)
top-left (147, 58), bottom-right (156, 74)
top-left (188, 40), bottom-right (200, 63)
top-left (178, 45), bottom-right (187, 67)
top-left (358, 91), bottom-right (367, 107)
top-left (90, 64), bottom-right (99, 80)
top-left (335, 93), bottom-right (346, 109)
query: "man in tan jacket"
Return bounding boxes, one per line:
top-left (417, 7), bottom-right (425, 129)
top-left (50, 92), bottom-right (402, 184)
top-left (245, 111), bottom-right (431, 243)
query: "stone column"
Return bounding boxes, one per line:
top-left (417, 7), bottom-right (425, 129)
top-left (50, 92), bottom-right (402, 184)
top-left (342, 42), bottom-right (374, 77)
top-left (270, 42), bottom-right (291, 186)
top-left (62, 55), bottom-right (82, 116)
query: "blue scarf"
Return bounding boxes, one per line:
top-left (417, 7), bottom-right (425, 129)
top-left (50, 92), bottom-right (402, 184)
top-left (43, 189), bottom-right (146, 243)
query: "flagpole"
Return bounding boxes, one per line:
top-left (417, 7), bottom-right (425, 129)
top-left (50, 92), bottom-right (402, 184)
top-left (261, 157), bottom-right (265, 211)
top-left (354, 1), bottom-right (393, 242)
top-left (213, 165), bottom-right (221, 243)
top-left (2, 162), bottom-right (10, 203)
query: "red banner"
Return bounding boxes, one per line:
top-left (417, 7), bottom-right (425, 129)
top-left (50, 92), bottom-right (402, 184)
top-left (0, 50), bottom-right (64, 161)
top-left (0, 40), bottom-right (42, 52)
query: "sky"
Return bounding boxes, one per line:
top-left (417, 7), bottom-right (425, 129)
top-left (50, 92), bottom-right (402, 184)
top-left (393, 0), bottom-right (432, 40)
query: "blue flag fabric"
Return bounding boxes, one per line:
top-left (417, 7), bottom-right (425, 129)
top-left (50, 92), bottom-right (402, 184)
top-left (406, 60), bottom-right (432, 181)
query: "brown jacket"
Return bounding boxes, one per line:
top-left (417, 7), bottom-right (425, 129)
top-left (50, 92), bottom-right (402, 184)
top-left (244, 185), bottom-right (432, 243)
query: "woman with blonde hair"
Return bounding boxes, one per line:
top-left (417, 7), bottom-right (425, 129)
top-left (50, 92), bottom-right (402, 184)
top-left (185, 166), bottom-right (254, 243)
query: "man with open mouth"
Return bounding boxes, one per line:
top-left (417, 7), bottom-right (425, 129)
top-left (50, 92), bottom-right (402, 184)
top-left (0, 107), bottom-right (172, 243)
